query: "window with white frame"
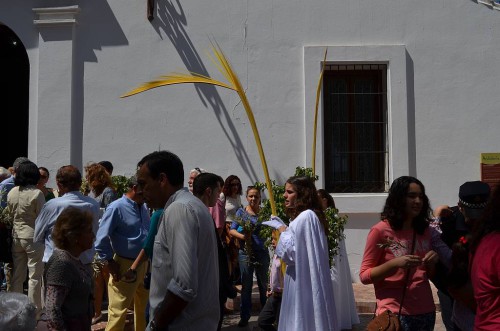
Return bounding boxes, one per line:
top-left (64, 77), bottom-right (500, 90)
top-left (323, 64), bottom-right (389, 193)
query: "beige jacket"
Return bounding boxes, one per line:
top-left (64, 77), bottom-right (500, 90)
top-left (7, 185), bottom-right (45, 239)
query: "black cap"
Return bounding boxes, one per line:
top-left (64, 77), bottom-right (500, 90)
top-left (458, 181), bottom-right (490, 209)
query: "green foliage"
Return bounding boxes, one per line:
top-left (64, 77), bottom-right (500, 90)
top-left (255, 180), bottom-right (287, 248)
top-left (255, 167), bottom-right (348, 267)
top-left (324, 207), bottom-right (348, 266)
top-left (293, 166), bottom-right (319, 181)
top-left (111, 175), bottom-right (131, 196)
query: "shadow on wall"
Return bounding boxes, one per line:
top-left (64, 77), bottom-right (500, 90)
top-left (150, 0), bottom-right (260, 182)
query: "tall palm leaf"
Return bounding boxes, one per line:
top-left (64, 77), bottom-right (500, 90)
top-left (121, 43), bottom-right (277, 215)
top-left (312, 47), bottom-right (328, 177)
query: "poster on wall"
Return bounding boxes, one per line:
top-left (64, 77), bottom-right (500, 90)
top-left (480, 153), bottom-right (500, 188)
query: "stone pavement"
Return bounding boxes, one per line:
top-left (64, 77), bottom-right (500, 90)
top-left (221, 282), bottom-right (445, 330)
top-left (91, 282), bottom-right (446, 330)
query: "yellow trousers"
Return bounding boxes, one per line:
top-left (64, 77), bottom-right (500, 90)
top-left (105, 255), bottom-right (149, 331)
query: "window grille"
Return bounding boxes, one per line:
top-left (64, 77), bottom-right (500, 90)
top-left (323, 64), bottom-right (389, 193)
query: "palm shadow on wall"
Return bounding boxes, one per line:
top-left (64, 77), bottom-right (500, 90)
top-left (152, 0), bottom-right (259, 181)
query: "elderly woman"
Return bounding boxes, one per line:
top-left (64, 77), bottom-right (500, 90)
top-left (6, 161), bottom-right (45, 315)
top-left (38, 207), bottom-right (95, 331)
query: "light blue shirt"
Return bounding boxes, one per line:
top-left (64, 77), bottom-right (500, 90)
top-left (0, 176), bottom-right (15, 208)
top-left (33, 191), bottom-right (100, 264)
top-left (149, 188), bottom-right (219, 331)
top-left (95, 195), bottom-right (150, 261)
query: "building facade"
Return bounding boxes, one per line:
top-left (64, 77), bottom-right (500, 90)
top-left (2, 0), bottom-right (499, 279)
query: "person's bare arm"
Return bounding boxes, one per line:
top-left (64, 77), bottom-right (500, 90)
top-left (229, 229), bottom-right (245, 240)
top-left (122, 249), bottom-right (147, 282)
top-left (151, 291), bottom-right (189, 329)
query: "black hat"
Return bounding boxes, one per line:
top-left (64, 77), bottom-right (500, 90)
top-left (458, 181), bottom-right (490, 209)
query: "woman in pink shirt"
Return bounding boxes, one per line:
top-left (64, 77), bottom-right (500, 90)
top-left (470, 185), bottom-right (500, 331)
top-left (360, 176), bottom-right (439, 330)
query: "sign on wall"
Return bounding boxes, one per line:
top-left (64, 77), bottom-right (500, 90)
top-left (481, 153), bottom-right (500, 188)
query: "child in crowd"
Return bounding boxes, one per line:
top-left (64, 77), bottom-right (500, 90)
top-left (258, 235), bottom-right (284, 331)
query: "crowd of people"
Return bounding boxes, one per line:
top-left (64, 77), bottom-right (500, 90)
top-left (0, 153), bottom-right (498, 331)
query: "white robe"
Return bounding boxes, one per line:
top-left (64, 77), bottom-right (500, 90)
top-left (276, 209), bottom-right (339, 331)
top-left (331, 237), bottom-right (360, 329)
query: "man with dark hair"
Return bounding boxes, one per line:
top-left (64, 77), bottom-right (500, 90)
top-left (94, 175), bottom-right (150, 331)
top-left (432, 181), bottom-right (491, 331)
top-left (193, 173), bottom-right (236, 331)
top-left (136, 151), bottom-right (219, 331)
top-left (192, 172), bottom-right (221, 203)
top-left (34, 165), bottom-right (100, 266)
top-left (98, 161), bottom-right (114, 176)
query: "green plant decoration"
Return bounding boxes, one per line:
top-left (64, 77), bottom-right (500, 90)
top-left (111, 175), bottom-right (131, 196)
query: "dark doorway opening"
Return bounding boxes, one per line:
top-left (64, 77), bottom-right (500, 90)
top-left (0, 24), bottom-right (29, 168)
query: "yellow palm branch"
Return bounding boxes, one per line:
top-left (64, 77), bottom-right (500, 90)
top-left (121, 43), bottom-right (277, 215)
top-left (121, 72), bottom-right (234, 97)
top-left (312, 47), bottom-right (328, 178)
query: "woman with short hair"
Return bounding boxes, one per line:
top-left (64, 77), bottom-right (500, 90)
top-left (6, 161), bottom-right (45, 315)
top-left (39, 207), bottom-right (94, 331)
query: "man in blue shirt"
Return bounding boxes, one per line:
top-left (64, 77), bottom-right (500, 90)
top-left (95, 175), bottom-right (150, 331)
top-left (34, 165), bottom-right (100, 266)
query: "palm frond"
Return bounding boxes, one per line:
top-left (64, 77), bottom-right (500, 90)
top-left (208, 44), bottom-right (277, 216)
top-left (120, 42), bottom-right (277, 215)
top-left (312, 47), bottom-right (328, 177)
top-left (121, 72), bottom-right (234, 98)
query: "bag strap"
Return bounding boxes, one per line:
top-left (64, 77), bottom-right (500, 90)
top-left (397, 230), bottom-right (417, 317)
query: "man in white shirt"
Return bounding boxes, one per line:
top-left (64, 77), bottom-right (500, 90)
top-left (136, 151), bottom-right (219, 331)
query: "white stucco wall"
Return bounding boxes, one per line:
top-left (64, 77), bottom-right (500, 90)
top-left (2, 0), bottom-right (500, 278)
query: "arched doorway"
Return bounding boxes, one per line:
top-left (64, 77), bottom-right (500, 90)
top-left (0, 24), bottom-right (29, 168)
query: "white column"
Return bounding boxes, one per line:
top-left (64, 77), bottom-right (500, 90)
top-left (33, 6), bottom-right (80, 170)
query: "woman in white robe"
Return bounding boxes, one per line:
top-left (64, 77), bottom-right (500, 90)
top-left (318, 189), bottom-right (360, 329)
top-left (275, 176), bottom-right (339, 331)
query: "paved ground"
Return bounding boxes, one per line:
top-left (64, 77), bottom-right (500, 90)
top-left (220, 283), bottom-right (445, 331)
top-left (91, 282), bottom-right (446, 330)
